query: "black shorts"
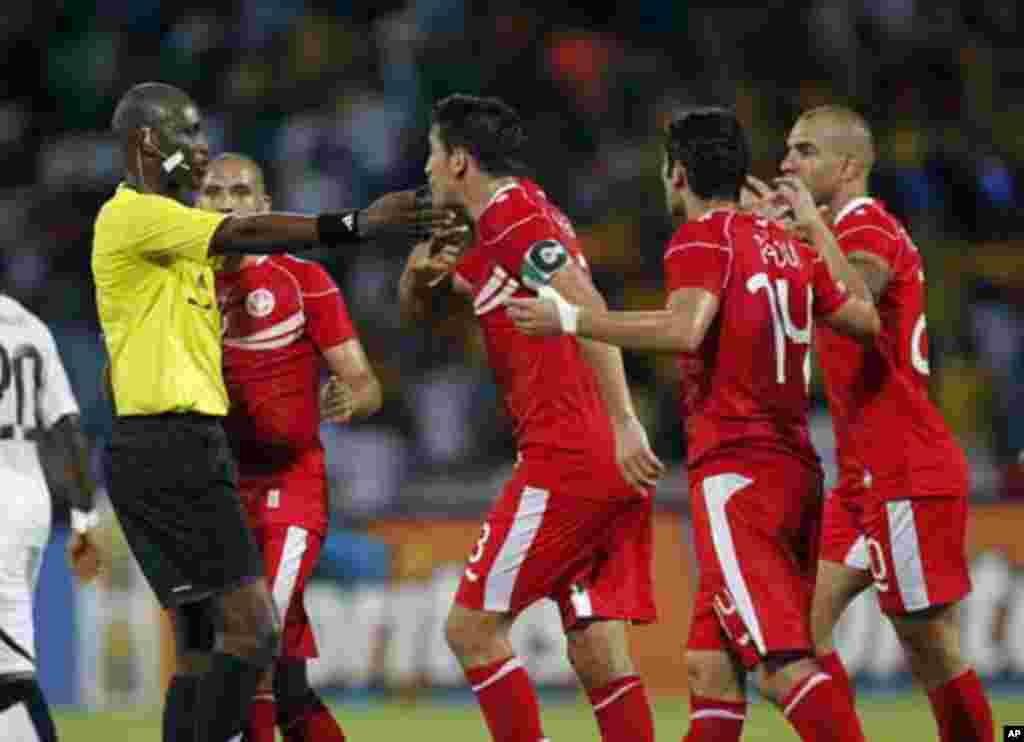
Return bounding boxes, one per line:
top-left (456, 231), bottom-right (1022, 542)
top-left (107, 413), bottom-right (263, 608)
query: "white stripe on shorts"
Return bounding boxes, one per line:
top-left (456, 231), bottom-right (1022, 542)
top-left (272, 526), bottom-right (309, 618)
top-left (844, 535), bottom-right (870, 571)
top-left (702, 473), bottom-right (767, 655)
top-left (886, 500), bottom-right (930, 612)
top-left (484, 486), bottom-right (549, 612)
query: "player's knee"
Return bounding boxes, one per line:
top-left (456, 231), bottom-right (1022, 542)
top-left (444, 605), bottom-right (503, 663)
top-left (892, 605), bottom-right (963, 680)
top-left (226, 610), bottom-right (281, 666)
top-left (685, 650), bottom-right (737, 698)
top-left (443, 608), bottom-right (475, 658)
top-left (566, 621), bottom-right (632, 688)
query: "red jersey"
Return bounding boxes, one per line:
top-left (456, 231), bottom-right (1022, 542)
top-left (664, 210), bottom-right (850, 469)
top-left (454, 178), bottom-right (617, 467)
top-left (815, 197), bottom-right (967, 496)
top-left (216, 255), bottom-right (355, 533)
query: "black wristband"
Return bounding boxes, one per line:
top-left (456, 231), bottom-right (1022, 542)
top-left (317, 210), bottom-right (361, 246)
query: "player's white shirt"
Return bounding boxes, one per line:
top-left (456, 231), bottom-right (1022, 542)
top-left (0, 295), bottom-right (79, 488)
top-left (0, 467), bottom-right (50, 676)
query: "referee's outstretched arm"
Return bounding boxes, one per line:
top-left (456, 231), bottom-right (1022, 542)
top-left (209, 190), bottom-right (456, 255)
top-left (110, 81), bottom-right (456, 257)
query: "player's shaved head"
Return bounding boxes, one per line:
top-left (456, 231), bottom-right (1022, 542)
top-left (796, 105), bottom-right (875, 173)
top-left (111, 82), bottom-right (195, 134)
top-left (209, 153), bottom-right (267, 194)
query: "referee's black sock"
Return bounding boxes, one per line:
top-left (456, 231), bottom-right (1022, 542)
top-left (163, 674), bottom-right (200, 742)
top-left (193, 652), bottom-right (265, 742)
top-left (0, 677), bottom-right (58, 742)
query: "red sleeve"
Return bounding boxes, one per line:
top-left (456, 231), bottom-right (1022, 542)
top-left (296, 260), bottom-right (355, 351)
top-left (662, 226), bottom-right (731, 296)
top-left (811, 256), bottom-right (850, 317)
top-left (492, 214), bottom-right (568, 276)
top-left (835, 218), bottom-right (900, 267)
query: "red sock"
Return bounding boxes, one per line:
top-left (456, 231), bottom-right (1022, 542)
top-left (465, 656), bottom-right (546, 742)
top-left (244, 695), bottom-right (276, 742)
top-left (683, 694), bottom-right (745, 741)
top-left (278, 696), bottom-right (346, 742)
top-left (782, 672), bottom-right (865, 742)
top-left (927, 669), bottom-right (994, 742)
top-left (586, 674), bottom-right (653, 742)
top-left (818, 651), bottom-right (856, 707)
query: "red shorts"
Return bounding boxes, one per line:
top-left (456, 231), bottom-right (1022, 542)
top-left (687, 454), bottom-right (822, 668)
top-left (251, 524), bottom-right (324, 658)
top-left (454, 457), bottom-right (656, 630)
top-left (820, 488), bottom-right (971, 615)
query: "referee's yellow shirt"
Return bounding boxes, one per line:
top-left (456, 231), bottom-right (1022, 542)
top-left (93, 184), bottom-right (229, 416)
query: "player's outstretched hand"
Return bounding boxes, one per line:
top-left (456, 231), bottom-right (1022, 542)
top-left (359, 189), bottom-right (458, 241)
top-left (66, 531), bottom-right (103, 583)
top-left (505, 297), bottom-right (563, 335)
top-left (613, 416), bottom-right (665, 494)
top-left (320, 374), bottom-right (355, 423)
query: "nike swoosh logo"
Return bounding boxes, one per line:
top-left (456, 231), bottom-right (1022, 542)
top-left (464, 568), bottom-right (479, 582)
top-left (188, 297), bottom-right (213, 310)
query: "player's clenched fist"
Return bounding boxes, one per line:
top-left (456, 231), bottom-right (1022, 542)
top-left (405, 227), bottom-right (470, 287)
top-left (506, 295), bottom-right (564, 335)
top-left (320, 374), bottom-right (355, 423)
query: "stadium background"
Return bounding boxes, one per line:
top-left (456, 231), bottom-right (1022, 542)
top-left (3, 0), bottom-right (1024, 734)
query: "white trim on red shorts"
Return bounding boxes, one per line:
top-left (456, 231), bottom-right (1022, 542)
top-left (886, 500), bottom-right (930, 611)
top-left (484, 486), bottom-right (550, 612)
top-left (271, 526), bottom-right (309, 617)
top-left (844, 534), bottom-right (870, 571)
top-left (702, 473), bottom-right (767, 655)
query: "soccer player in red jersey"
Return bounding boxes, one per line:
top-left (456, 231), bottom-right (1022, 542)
top-left (509, 108), bottom-right (880, 742)
top-left (399, 94), bottom-right (664, 742)
top-left (773, 104), bottom-right (995, 742)
top-left (195, 153), bottom-right (382, 742)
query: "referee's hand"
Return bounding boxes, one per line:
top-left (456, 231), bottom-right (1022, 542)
top-left (359, 190), bottom-right (457, 241)
top-left (66, 531), bottom-right (103, 583)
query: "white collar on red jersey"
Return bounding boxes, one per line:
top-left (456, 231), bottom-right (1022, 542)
top-left (833, 196), bottom-right (875, 225)
top-left (697, 207), bottom-right (738, 221)
top-left (484, 180), bottom-right (523, 211)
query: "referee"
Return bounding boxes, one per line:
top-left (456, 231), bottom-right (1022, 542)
top-left (92, 82), bottom-right (450, 742)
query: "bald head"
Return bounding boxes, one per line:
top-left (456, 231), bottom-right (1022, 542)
top-left (796, 105), bottom-right (875, 173)
top-left (197, 153), bottom-right (271, 216)
top-left (112, 82), bottom-right (195, 134)
top-left (209, 153), bottom-right (267, 194)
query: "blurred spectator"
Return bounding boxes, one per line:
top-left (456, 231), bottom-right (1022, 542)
top-left (3, 1), bottom-right (1023, 506)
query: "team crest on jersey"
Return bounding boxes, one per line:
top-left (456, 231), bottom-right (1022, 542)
top-left (473, 265), bottom-right (520, 316)
top-left (246, 288), bottom-right (275, 318)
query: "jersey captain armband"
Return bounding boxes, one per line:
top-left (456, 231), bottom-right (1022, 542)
top-left (521, 239), bottom-right (570, 291)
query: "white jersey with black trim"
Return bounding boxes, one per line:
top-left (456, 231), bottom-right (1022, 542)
top-left (0, 295), bottom-right (79, 488)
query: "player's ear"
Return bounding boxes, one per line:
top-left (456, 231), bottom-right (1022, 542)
top-left (139, 127), bottom-right (160, 159)
top-left (673, 162), bottom-right (689, 190)
top-left (451, 146), bottom-right (469, 178)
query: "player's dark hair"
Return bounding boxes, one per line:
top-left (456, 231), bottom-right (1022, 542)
top-left (111, 82), bottom-right (194, 134)
top-left (664, 107), bottom-right (750, 201)
top-left (431, 94), bottom-right (528, 176)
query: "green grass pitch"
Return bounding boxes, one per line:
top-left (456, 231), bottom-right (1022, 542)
top-left (54, 693), bottom-right (1023, 739)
